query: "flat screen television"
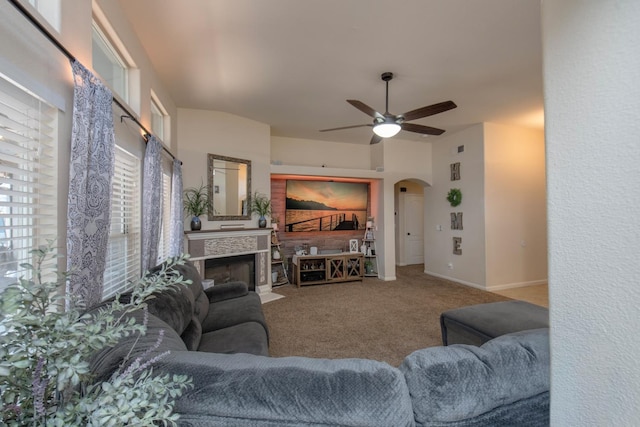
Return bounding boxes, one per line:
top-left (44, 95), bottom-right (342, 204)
top-left (285, 180), bottom-right (368, 232)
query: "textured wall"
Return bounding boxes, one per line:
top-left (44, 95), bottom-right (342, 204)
top-left (543, 1), bottom-right (640, 425)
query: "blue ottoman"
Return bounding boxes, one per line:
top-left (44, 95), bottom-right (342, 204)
top-left (440, 300), bottom-right (549, 346)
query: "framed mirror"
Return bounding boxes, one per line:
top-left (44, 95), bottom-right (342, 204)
top-left (207, 154), bottom-right (251, 220)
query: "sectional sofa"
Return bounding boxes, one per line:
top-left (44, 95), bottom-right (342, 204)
top-left (90, 261), bottom-right (550, 426)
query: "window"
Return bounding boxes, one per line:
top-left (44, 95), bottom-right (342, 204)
top-left (0, 73), bottom-right (57, 291)
top-left (92, 22), bottom-right (129, 103)
top-left (27, 0), bottom-right (61, 32)
top-left (150, 92), bottom-right (168, 142)
top-left (157, 167), bottom-right (172, 263)
top-left (102, 145), bottom-right (141, 299)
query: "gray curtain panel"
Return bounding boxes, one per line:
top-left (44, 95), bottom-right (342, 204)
top-left (141, 135), bottom-right (162, 271)
top-left (66, 60), bottom-right (115, 308)
top-left (169, 158), bottom-right (184, 256)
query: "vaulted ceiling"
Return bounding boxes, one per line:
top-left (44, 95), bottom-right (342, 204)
top-left (118, 0), bottom-right (543, 145)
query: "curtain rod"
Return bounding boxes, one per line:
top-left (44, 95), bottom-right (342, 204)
top-left (7, 0), bottom-right (181, 164)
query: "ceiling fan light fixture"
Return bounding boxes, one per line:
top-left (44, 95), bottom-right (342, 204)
top-left (373, 122), bottom-right (401, 138)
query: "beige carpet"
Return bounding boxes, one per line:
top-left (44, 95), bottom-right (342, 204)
top-left (263, 264), bottom-right (510, 367)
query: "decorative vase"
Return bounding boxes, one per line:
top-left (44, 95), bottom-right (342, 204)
top-left (272, 271), bottom-right (279, 283)
top-left (273, 250), bottom-right (281, 260)
top-left (258, 216), bottom-right (267, 228)
top-left (190, 216), bottom-right (202, 231)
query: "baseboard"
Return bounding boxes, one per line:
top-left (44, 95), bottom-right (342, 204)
top-left (423, 270), bottom-right (486, 290)
top-left (258, 291), bottom-right (285, 304)
top-left (381, 275), bottom-right (397, 281)
top-left (485, 279), bottom-right (548, 292)
top-left (256, 284), bottom-right (271, 294)
top-left (423, 271), bottom-right (548, 292)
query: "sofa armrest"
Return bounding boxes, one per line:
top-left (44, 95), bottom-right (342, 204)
top-left (400, 328), bottom-right (550, 425)
top-left (204, 281), bottom-right (248, 303)
top-left (156, 352), bottom-right (414, 427)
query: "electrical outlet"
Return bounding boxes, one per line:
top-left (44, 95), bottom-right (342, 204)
top-left (447, 262), bottom-right (453, 270)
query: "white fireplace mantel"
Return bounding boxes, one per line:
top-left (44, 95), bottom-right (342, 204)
top-left (185, 228), bottom-right (272, 292)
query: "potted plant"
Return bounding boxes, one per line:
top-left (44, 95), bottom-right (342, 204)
top-left (0, 242), bottom-right (192, 425)
top-left (364, 260), bottom-right (374, 275)
top-left (184, 182), bottom-right (212, 230)
top-left (250, 191), bottom-right (271, 228)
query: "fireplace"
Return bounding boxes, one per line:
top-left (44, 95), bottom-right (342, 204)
top-left (205, 254), bottom-right (255, 291)
top-left (185, 228), bottom-right (272, 293)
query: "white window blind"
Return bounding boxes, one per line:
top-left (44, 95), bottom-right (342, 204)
top-left (157, 167), bottom-right (172, 263)
top-left (102, 145), bottom-right (141, 299)
top-left (0, 73), bottom-right (57, 290)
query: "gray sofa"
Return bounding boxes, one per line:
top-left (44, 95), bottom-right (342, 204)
top-left (92, 262), bottom-right (550, 426)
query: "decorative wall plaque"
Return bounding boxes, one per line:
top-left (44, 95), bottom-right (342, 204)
top-left (450, 212), bottom-right (463, 230)
top-left (450, 162), bottom-right (461, 181)
top-left (453, 237), bottom-right (462, 255)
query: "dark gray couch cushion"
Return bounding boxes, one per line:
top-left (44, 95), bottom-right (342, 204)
top-left (400, 328), bottom-right (549, 426)
top-left (90, 310), bottom-right (188, 383)
top-left (181, 315), bottom-right (203, 351)
top-left (440, 300), bottom-right (549, 346)
top-left (201, 291), bottom-right (269, 339)
top-left (198, 321), bottom-right (269, 356)
top-left (155, 352), bottom-right (415, 427)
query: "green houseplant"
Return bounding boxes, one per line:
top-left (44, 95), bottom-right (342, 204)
top-left (184, 182), bottom-right (212, 230)
top-left (0, 242), bottom-right (192, 426)
top-left (250, 192), bottom-right (272, 228)
top-left (364, 260), bottom-right (374, 275)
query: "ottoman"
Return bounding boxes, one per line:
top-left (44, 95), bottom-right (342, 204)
top-left (440, 300), bottom-right (549, 346)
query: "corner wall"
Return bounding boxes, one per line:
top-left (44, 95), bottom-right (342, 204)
top-left (543, 1), bottom-right (640, 424)
top-left (424, 124), bottom-right (487, 287)
top-left (424, 123), bottom-right (547, 290)
top-left (484, 122), bottom-right (547, 289)
top-left (177, 108), bottom-right (271, 230)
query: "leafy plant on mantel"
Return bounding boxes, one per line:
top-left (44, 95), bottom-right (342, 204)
top-left (183, 182), bottom-right (212, 217)
top-left (250, 191), bottom-right (272, 218)
top-left (0, 242), bottom-right (193, 426)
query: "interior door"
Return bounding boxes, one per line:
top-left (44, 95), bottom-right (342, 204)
top-left (402, 193), bottom-right (424, 265)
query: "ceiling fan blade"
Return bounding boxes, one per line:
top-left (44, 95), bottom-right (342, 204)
top-left (347, 100), bottom-right (384, 119)
top-left (401, 122), bottom-right (446, 136)
top-left (319, 124), bottom-right (373, 132)
top-left (400, 100), bottom-right (457, 122)
top-left (370, 134), bottom-right (383, 145)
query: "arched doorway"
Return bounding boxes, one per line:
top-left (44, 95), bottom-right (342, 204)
top-left (394, 179), bottom-right (428, 267)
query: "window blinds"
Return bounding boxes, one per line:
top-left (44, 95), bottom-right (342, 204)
top-left (102, 145), bottom-right (141, 299)
top-left (0, 73), bottom-right (57, 289)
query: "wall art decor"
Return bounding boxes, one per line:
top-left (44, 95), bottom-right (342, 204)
top-left (450, 162), bottom-right (461, 181)
top-left (450, 212), bottom-right (463, 230)
top-left (453, 237), bottom-right (462, 255)
top-left (447, 188), bottom-right (462, 207)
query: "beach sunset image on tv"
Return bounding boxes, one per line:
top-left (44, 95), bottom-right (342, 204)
top-left (285, 180), bottom-right (368, 232)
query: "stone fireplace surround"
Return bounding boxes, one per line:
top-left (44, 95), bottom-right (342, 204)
top-left (185, 228), bottom-right (272, 293)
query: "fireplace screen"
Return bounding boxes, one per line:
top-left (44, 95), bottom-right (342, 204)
top-left (205, 254), bottom-right (255, 291)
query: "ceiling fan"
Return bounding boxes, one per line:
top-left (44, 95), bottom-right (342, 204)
top-left (320, 72), bottom-right (457, 145)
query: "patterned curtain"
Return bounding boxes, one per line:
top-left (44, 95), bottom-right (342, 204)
top-left (66, 60), bottom-right (115, 308)
top-left (141, 135), bottom-right (162, 271)
top-left (169, 158), bottom-right (184, 256)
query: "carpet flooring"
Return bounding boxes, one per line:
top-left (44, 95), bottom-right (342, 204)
top-left (262, 264), bottom-right (511, 367)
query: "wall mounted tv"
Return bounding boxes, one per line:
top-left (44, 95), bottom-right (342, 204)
top-left (285, 180), bottom-right (368, 232)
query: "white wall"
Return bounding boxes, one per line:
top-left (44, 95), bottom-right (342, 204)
top-left (178, 108), bottom-right (271, 229)
top-left (382, 137), bottom-right (433, 177)
top-left (484, 122), bottom-right (547, 289)
top-left (543, 1), bottom-right (640, 425)
top-left (94, 0), bottom-right (178, 151)
top-left (271, 136), bottom-right (370, 169)
top-left (424, 124), bottom-right (487, 287)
